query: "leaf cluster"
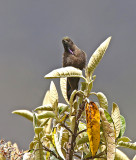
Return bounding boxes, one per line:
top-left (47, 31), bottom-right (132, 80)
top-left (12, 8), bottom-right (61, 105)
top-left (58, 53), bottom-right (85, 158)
top-left (11, 37), bottom-right (136, 160)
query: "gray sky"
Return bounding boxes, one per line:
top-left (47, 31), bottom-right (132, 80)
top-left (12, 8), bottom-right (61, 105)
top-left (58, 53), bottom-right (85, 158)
top-left (0, 0), bottom-right (136, 158)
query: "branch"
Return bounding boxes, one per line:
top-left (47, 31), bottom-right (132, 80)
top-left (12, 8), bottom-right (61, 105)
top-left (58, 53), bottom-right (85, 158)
top-left (76, 129), bottom-right (87, 137)
top-left (42, 145), bottom-right (58, 159)
top-left (60, 123), bottom-right (73, 135)
top-left (66, 101), bottom-right (86, 160)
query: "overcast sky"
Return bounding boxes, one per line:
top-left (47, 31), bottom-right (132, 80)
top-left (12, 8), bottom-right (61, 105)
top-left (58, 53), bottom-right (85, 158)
top-left (0, 0), bottom-right (136, 158)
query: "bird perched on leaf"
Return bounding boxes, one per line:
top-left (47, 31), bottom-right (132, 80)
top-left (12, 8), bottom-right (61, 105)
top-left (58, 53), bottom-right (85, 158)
top-left (62, 37), bottom-right (87, 100)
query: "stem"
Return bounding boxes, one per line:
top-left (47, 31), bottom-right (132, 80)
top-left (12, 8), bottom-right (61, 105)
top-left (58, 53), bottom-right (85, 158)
top-left (76, 129), bottom-right (87, 137)
top-left (42, 146), bottom-right (59, 159)
top-left (60, 124), bottom-right (73, 135)
top-left (66, 101), bottom-right (86, 160)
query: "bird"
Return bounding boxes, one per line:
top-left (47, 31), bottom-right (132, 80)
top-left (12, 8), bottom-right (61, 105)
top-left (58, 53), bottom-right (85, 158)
top-left (62, 37), bottom-right (87, 100)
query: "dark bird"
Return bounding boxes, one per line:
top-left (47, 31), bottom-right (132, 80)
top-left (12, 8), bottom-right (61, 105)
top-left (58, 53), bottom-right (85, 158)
top-left (62, 37), bottom-right (87, 100)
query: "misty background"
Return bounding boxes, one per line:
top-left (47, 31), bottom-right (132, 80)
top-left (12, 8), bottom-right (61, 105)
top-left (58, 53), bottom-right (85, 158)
top-left (0, 0), bottom-right (136, 158)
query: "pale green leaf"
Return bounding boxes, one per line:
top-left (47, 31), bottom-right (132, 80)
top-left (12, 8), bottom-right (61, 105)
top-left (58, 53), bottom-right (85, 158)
top-left (35, 104), bottom-right (53, 111)
top-left (45, 66), bottom-right (83, 79)
top-left (35, 142), bottom-right (45, 160)
top-left (40, 118), bottom-right (50, 127)
top-left (104, 110), bottom-right (113, 123)
top-left (42, 90), bottom-right (51, 105)
top-left (100, 108), bottom-right (115, 160)
top-left (29, 141), bottom-right (37, 150)
top-left (118, 141), bottom-right (136, 150)
top-left (117, 137), bottom-right (131, 143)
top-left (12, 110), bottom-right (33, 122)
top-left (133, 155), bottom-right (136, 160)
top-left (115, 148), bottom-right (130, 160)
top-left (111, 103), bottom-right (121, 138)
top-left (119, 115), bottom-right (126, 138)
top-left (84, 152), bottom-right (92, 159)
top-left (58, 103), bottom-right (69, 114)
top-left (87, 37), bottom-right (111, 75)
top-left (33, 112), bottom-right (37, 128)
top-left (54, 128), bottom-right (66, 160)
top-left (50, 81), bottom-right (58, 106)
top-left (81, 82), bottom-right (87, 91)
top-left (34, 127), bottom-right (43, 135)
top-left (59, 127), bottom-right (69, 147)
top-left (60, 77), bottom-right (69, 104)
top-left (77, 136), bottom-right (89, 145)
top-left (70, 116), bottom-right (76, 133)
top-left (69, 90), bottom-right (77, 105)
top-left (37, 111), bottom-right (55, 119)
top-left (97, 92), bottom-right (108, 109)
top-left (88, 81), bottom-right (93, 93)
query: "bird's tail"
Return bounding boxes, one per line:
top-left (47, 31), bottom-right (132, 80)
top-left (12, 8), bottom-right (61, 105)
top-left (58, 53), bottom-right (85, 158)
top-left (67, 77), bottom-right (79, 100)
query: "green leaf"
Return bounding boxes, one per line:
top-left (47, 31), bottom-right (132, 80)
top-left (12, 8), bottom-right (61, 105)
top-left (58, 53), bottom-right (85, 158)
top-left (60, 77), bottom-right (69, 104)
top-left (58, 103), bottom-right (69, 114)
top-left (100, 108), bottom-right (116, 160)
top-left (33, 112), bottom-right (38, 128)
top-left (35, 142), bottom-right (45, 160)
top-left (77, 135), bottom-right (89, 145)
top-left (40, 118), bottom-right (50, 127)
top-left (111, 103), bottom-right (121, 138)
top-left (54, 128), bottom-right (66, 159)
top-left (42, 90), bottom-right (51, 105)
top-left (118, 141), bottom-right (136, 150)
top-left (88, 81), bottom-right (93, 93)
top-left (70, 116), bottom-right (76, 133)
top-left (69, 90), bottom-right (77, 105)
top-left (81, 82), bottom-right (87, 91)
top-left (97, 92), bottom-right (108, 110)
top-left (45, 66), bottom-right (83, 79)
top-left (118, 115), bottom-right (126, 138)
top-left (35, 104), bottom-right (53, 111)
top-left (133, 155), bottom-right (136, 160)
top-left (84, 152), bottom-right (92, 159)
top-left (34, 127), bottom-right (43, 135)
top-left (104, 110), bottom-right (113, 123)
top-left (29, 141), bottom-right (37, 150)
top-left (115, 148), bottom-right (130, 160)
top-left (117, 137), bottom-right (131, 143)
top-left (12, 110), bottom-right (34, 122)
top-left (37, 111), bottom-right (55, 119)
top-left (59, 127), bottom-right (69, 147)
top-left (50, 81), bottom-right (58, 106)
top-left (87, 37), bottom-right (112, 75)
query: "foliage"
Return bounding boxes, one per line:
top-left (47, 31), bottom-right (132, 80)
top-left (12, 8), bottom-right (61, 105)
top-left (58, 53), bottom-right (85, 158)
top-left (6, 37), bottom-right (136, 160)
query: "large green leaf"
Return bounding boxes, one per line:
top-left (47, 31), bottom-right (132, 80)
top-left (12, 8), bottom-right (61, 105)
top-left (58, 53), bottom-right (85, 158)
top-left (35, 104), bottom-right (53, 111)
top-left (111, 103), bottom-right (121, 138)
top-left (87, 37), bottom-right (111, 75)
top-left (45, 66), bottom-right (83, 79)
top-left (97, 92), bottom-right (108, 110)
top-left (115, 148), bottom-right (130, 160)
top-left (77, 136), bottom-right (89, 145)
top-left (37, 111), bottom-right (55, 119)
top-left (50, 81), bottom-right (58, 106)
top-left (118, 141), bottom-right (136, 150)
top-left (100, 108), bottom-right (115, 160)
top-left (118, 115), bottom-right (126, 138)
top-left (60, 77), bottom-right (69, 104)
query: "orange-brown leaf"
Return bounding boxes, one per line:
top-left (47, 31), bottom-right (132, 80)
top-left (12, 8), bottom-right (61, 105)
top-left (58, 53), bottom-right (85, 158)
top-left (86, 101), bottom-right (100, 157)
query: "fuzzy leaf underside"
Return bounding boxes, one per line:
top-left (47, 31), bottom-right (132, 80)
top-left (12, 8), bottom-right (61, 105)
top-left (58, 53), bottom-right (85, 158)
top-left (45, 66), bottom-right (83, 79)
top-left (100, 108), bottom-right (115, 160)
top-left (111, 102), bottom-right (121, 138)
top-left (87, 37), bottom-right (111, 74)
top-left (60, 77), bottom-right (69, 104)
